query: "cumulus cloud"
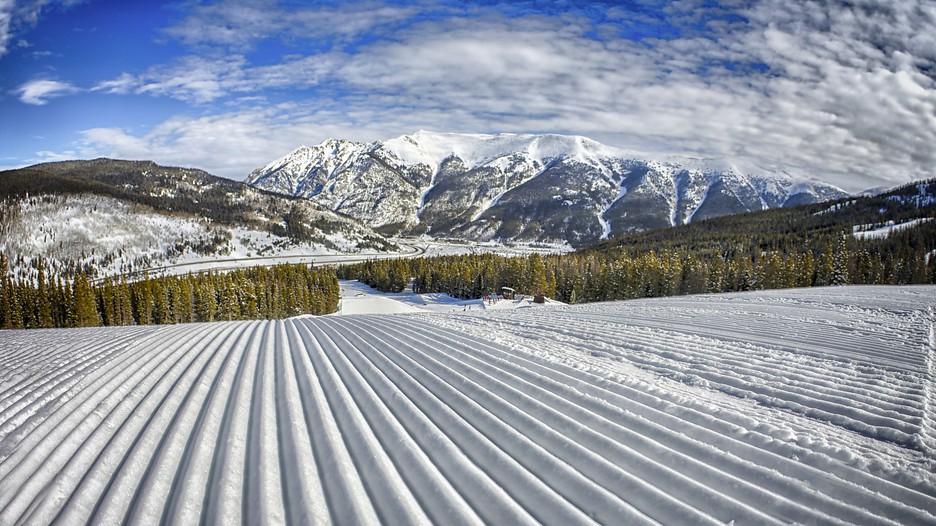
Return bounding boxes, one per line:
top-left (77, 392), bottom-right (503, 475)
top-left (16, 78), bottom-right (79, 104)
top-left (68, 1), bottom-right (936, 190)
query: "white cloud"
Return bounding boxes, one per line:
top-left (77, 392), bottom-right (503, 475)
top-left (0, 0), bottom-right (83, 57)
top-left (162, 0), bottom-right (421, 51)
top-left (69, 102), bottom-right (500, 180)
top-left (15, 78), bottom-right (79, 104)
top-left (101, 53), bottom-right (341, 104)
top-left (0, 0), bottom-right (16, 56)
top-left (41, 1), bottom-right (936, 192)
top-left (91, 72), bottom-right (139, 94)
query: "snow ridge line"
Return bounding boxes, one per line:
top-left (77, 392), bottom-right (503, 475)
top-left (322, 316), bottom-right (663, 525)
top-left (921, 306), bottom-right (936, 457)
top-left (93, 322), bottom-right (244, 524)
top-left (1, 287), bottom-right (935, 524)
top-left (19, 323), bottom-right (225, 525)
top-left (535, 314), bottom-right (920, 434)
top-left (0, 324), bottom-right (196, 517)
top-left (303, 320), bottom-right (486, 525)
top-left (397, 315), bottom-right (934, 524)
top-left (475, 308), bottom-right (925, 445)
top-left (352, 316), bottom-right (780, 525)
top-left (300, 318), bottom-right (537, 525)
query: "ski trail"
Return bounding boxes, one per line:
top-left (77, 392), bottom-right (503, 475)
top-left (308, 319), bottom-right (604, 525)
top-left (320, 316), bottom-right (660, 526)
top-left (35, 322), bottom-right (239, 524)
top-left (93, 322), bottom-right (244, 524)
top-left (15, 323), bottom-right (221, 524)
top-left (304, 319), bottom-right (484, 525)
top-left (0, 286), bottom-right (933, 525)
top-left (0, 325), bottom-right (196, 520)
top-left (244, 320), bottom-right (285, 524)
top-left (405, 313), bottom-right (936, 523)
top-left (162, 321), bottom-right (264, 524)
top-left (124, 321), bottom-right (258, 525)
top-left (300, 319), bottom-right (535, 525)
top-left (299, 320), bottom-right (433, 524)
top-left (275, 321), bottom-right (330, 524)
top-left (921, 306), bottom-right (936, 456)
top-left (289, 320), bottom-right (380, 524)
top-left (361, 316), bottom-right (892, 525)
top-left (0, 328), bottom-right (154, 447)
top-left (199, 321), bottom-right (265, 525)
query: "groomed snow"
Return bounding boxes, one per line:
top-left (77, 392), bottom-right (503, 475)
top-left (0, 285), bottom-right (934, 524)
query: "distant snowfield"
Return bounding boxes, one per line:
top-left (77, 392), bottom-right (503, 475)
top-left (0, 285), bottom-right (934, 524)
top-left (853, 218), bottom-right (934, 240)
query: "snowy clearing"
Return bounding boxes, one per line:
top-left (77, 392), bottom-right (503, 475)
top-left (0, 285), bottom-right (934, 524)
top-left (853, 218), bottom-right (933, 240)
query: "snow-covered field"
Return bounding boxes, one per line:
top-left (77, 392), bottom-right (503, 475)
top-left (0, 285), bottom-right (934, 524)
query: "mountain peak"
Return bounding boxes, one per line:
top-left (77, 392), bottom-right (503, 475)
top-left (247, 131), bottom-right (848, 247)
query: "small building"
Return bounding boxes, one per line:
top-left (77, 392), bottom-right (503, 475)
top-left (501, 287), bottom-right (516, 300)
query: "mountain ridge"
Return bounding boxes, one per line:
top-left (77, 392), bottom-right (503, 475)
top-left (247, 131), bottom-right (848, 247)
top-left (0, 158), bottom-right (395, 279)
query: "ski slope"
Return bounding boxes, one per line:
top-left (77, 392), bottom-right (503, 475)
top-left (0, 285), bottom-right (934, 524)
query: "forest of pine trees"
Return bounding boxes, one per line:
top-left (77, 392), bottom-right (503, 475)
top-left (0, 256), bottom-right (339, 330)
top-left (2, 220), bottom-right (933, 330)
top-left (337, 225), bottom-right (936, 304)
top-left (2, 177), bottom-right (934, 330)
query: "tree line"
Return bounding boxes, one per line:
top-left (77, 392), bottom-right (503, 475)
top-left (338, 227), bottom-right (935, 303)
top-left (0, 257), bottom-right (339, 330)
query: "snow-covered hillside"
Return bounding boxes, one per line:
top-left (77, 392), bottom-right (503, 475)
top-left (0, 285), bottom-right (933, 524)
top-left (0, 194), bottom-right (397, 280)
top-left (247, 131), bottom-right (847, 246)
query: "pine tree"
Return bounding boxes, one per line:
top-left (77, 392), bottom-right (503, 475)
top-left (831, 233), bottom-right (850, 286)
top-left (36, 262), bottom-right (53, 328)
top-left (73, 272), bottom-right (102, 327)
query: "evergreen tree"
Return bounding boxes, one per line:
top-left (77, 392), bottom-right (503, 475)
top-left (831, 233), bottom-right (850, 286)
top-left (73, 272), bottom-right (101, 327)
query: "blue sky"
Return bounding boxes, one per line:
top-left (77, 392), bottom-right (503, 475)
top-left (1, 0), bottom-right (935, 191)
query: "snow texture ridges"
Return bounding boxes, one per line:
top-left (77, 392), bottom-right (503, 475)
top-left (0, 286), bottom-right (934, 524)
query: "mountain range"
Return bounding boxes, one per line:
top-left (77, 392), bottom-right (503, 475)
top-left (247, 131), bottom-right (848, 247)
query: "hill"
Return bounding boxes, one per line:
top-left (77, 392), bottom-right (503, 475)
top-left (0, 159), bottom-right (394, 279)
top-left (589, 178), bottom-right (936, 258)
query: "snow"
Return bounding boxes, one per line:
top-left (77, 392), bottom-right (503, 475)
top-left (0, 285), bottom-right (934, 524)
top-left (336, 280), bottom-right (560, 315)
top-left (853, 218), bottom-right (933, 239)
top-left (381, 130), bottom-right (628, 172)
top-left (0, 193), bottom-right (403, 282)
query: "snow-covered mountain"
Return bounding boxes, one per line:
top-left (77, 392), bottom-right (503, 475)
top-left (0, 159), bottom-right (395, 279)
top-left (247, 131), bottom-right (848, 246)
